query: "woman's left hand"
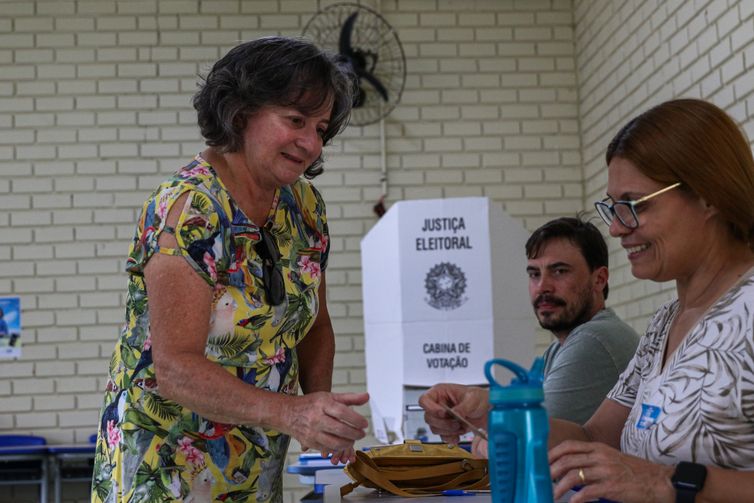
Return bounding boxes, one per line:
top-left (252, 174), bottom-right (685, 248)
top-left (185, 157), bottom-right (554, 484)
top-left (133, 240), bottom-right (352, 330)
top-left (549, 440), bottom-right (675, 503)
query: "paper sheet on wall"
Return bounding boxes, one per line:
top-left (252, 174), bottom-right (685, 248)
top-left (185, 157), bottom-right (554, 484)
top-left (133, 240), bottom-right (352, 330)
top-left (0, 296), bottom-right (21, 359)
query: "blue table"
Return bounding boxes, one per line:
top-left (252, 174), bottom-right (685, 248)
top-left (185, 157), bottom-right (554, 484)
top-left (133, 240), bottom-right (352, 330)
top-left (288, 453), bottom-right (348, 500)
top-left (0, 434), bottom-right (97, 503)
top-left (0, 435), bottom-right (49, 503)
top-left (48, 436), bottom-right (96, 503)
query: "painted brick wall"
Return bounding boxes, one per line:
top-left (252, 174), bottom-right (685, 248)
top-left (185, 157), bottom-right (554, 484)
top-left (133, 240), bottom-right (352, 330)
top-left (2, 0), bottom-right (752, 501)
top-left (574, 0), bottom-right (754, 328)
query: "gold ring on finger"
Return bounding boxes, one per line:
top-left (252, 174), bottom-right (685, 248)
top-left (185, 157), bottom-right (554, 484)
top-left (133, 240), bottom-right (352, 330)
top-left (578, 468), bottom-right (586, 484)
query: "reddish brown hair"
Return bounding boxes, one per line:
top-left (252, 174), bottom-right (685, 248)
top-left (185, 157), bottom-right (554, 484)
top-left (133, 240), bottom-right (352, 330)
top-left (606, 98), bottom-right (754, 249)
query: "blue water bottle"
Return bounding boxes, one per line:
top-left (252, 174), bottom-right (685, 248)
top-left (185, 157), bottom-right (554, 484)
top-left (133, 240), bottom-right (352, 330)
top-left (485, 357), bottom-right (553, 503)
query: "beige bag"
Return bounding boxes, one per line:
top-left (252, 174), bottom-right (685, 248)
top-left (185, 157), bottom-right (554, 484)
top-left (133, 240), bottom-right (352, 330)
top-left (341, 440), bottom-right (489, 497)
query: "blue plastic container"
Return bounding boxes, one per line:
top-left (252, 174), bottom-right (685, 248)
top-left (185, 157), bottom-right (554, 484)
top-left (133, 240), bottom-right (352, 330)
top-left (485, 357), bottom-right (553, 503)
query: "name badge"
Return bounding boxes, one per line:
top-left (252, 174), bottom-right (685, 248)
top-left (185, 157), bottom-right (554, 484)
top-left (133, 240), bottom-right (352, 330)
top-left (636, 403), bottom-right (661, 430)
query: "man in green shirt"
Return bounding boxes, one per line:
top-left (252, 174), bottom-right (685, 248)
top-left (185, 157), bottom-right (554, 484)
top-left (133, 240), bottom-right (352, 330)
top-left (525, 217), bottom-right (639, 424)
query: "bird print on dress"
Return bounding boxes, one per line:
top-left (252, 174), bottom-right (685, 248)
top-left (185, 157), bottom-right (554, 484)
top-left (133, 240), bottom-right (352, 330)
top-left (255, 449), bottom-right (286, 503)
top-left (262, 347), bottom-right (293, 393)
top-left (184, 466), bottom-right (215, 503)
top-left (209, 287), bottom-right (238, 339)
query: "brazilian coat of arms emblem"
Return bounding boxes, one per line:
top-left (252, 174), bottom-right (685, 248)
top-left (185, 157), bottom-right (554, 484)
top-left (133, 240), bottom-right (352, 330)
top-left (424, 262), bottom-right (468, 310)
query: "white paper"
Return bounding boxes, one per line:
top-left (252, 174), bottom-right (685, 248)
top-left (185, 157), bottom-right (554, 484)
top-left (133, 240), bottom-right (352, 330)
top-left (0, 296), bottom-right (21, 359)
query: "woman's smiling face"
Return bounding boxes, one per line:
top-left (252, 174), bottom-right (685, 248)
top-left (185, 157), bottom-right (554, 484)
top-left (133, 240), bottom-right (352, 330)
top-left (240, 102), bottom-right (332, 188)
top-left (606, 157), bottom-right (709, 283)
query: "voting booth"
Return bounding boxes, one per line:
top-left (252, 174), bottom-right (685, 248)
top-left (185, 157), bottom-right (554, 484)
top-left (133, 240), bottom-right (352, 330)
top-left (360, 197), bottom-right (537, 443)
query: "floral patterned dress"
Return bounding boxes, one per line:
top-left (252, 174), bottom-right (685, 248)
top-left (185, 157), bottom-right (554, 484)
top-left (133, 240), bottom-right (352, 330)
top-left (91, 154), bottom-right (329, 502)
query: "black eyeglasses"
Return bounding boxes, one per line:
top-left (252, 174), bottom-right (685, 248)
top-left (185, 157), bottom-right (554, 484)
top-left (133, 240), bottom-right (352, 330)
top-left (255, 228), bottom-right (286, 306)
top-left (594, 182), bottom-right (681, 229)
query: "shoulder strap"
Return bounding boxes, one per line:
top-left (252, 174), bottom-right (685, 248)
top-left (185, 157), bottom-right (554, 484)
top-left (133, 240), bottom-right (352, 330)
top-left (342, 451), bottom-right (488, 498)
top-left (340, 481), bottom-right (360, 497)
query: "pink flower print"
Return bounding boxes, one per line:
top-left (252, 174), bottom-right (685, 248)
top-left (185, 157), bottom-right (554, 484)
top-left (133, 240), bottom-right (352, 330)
top-left (157, 194), bottom-right (170, 220)
top-left (298, 255), bottom-right (321, 279)
top-left (143, 334), bottom-right (152, 351)
top-left (314, 234), bottom-right (329, 253)
top-left (177, 436), bottom-right (194, 451)
top-left (183, 164), bottom-right (212, 178)
top-left (263, 347), bottom-right (286, 365)
top-left (184, 446), bottom-right (204, 466)
top-left (203, 252), bottom-right (217, 282)
top-left (106, 420), bottom-right (121, 448)
top-left (177, 436), bottom-right (205, 466)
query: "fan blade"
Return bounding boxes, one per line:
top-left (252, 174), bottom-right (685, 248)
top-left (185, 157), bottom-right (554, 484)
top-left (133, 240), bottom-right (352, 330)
top-left (339, 12), bottom-right (359, 56)
top-left (353, 87), bottom-right (366, 109)
top-left (359, 71), bottom-right (389, 102)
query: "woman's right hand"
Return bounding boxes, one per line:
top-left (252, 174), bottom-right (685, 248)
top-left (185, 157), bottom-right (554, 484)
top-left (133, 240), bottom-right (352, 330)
top-left (418, 384), bottom-right (489, 444)
top-left (284, 391), bottom-right (369, 454)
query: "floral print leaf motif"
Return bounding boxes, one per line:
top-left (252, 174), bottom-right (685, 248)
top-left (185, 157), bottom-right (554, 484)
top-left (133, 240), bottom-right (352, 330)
top-left (273, 294), bottom-right (313, 343)
top-left (132, 462), bottom-right (169, 502)
top-left (155, 441), bottom-right (177, 469)
top-left (91, 461), bottom-right (113, 502)
top-left (128, 280), bottom-right (148, 317)
top-left (269, 223), bottom-right (292, 252)
top-left (192, 192), bottom-right (214, 217)
top-left (144, 392), bottom-right (182, 422)
top-left (240, 445), bottom-right (261, 478)
top-left (109, 350), bottom-right (119, 377)
top-left (217, 487), bottom-right (257, 502)
top-left (123, 408), bottom-right (168, 438)
top-left (285, 184), bottom-right (319, 243)
top-left (159, 468), bottom-right (186, 500)
top-left (207, 332), bottom-right (263, 359)
top-left (120, 341), bottom-right (140, 370)
top-left (122, 427), bottom-right (139, 454)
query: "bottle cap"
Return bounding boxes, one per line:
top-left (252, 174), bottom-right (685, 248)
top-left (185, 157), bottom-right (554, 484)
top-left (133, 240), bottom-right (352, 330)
top-left (485, 357), bottom-right (545, 404)
top-left (488, 384), bottom-right (544, 403)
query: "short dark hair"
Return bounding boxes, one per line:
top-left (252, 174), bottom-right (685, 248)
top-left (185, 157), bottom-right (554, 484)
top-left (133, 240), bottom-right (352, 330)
top-left (192, 36), bottom-right (355, 178)
top-left (525, 216), bottom-right (609, 299)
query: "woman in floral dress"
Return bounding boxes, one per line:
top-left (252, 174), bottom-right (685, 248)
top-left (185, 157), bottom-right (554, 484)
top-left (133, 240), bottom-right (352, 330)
top-left (92, 36), bottom-right (369, 502)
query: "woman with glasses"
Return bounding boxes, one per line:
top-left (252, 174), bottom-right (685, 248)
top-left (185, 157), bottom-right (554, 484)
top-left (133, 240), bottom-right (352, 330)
top-left (548, 98), bottom-right (754, 502)
top-left (418, 99), bottom-right (754, 502)
top-left (92, 37), bottom-right (369, 502)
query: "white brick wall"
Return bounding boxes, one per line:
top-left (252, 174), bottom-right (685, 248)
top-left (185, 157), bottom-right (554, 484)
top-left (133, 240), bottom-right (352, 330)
top-left (1, 0), bottom-right (753, 501)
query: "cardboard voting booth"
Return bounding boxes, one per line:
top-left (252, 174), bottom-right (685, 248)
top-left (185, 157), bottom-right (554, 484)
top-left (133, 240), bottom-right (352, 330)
top-left (361, 197), bottom-right (536, 444)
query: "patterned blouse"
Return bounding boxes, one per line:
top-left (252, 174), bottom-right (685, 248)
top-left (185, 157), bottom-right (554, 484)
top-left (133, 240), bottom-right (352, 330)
top-left (92, 154), bottom-right (330, 502)
top-left (608, 267), bottom-right (754, 469)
